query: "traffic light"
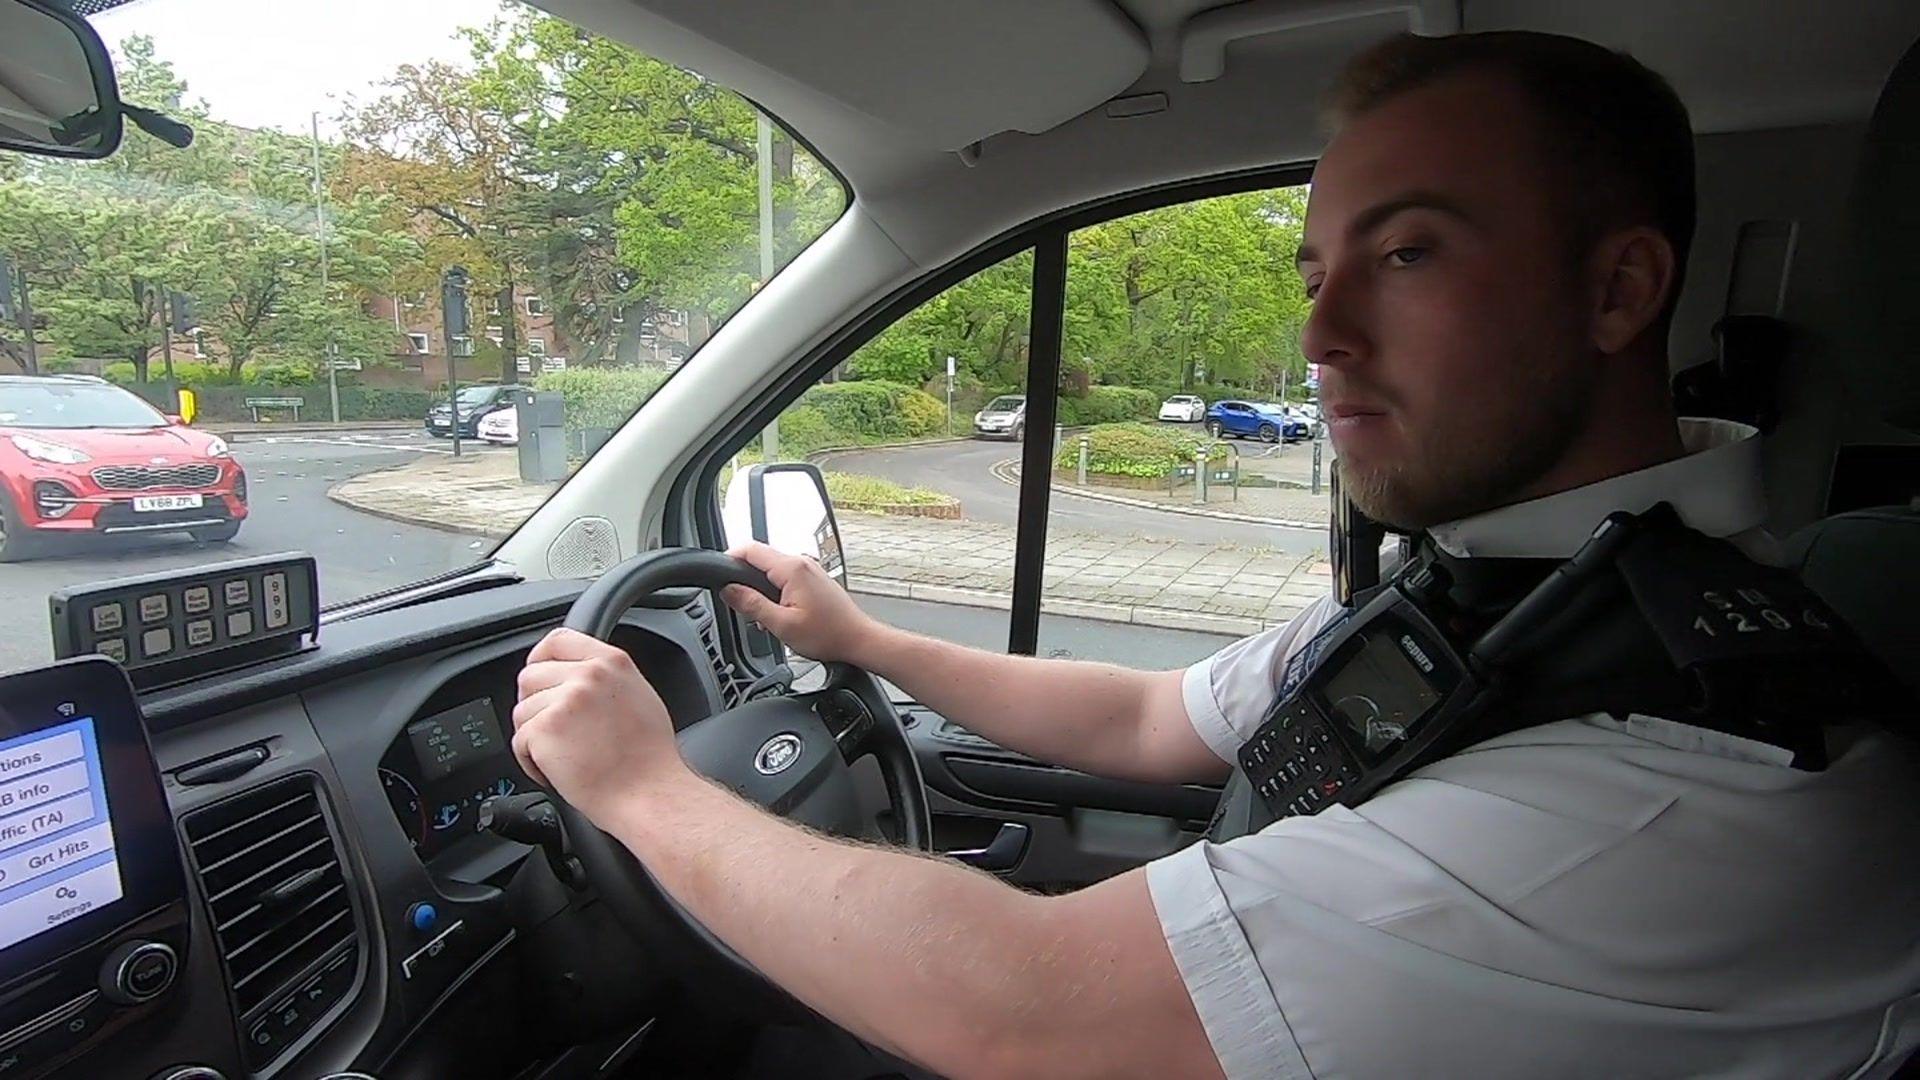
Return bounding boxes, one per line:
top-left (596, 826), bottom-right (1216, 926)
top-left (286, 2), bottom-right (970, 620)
top-left (170, 292), bottom-right (195, 335)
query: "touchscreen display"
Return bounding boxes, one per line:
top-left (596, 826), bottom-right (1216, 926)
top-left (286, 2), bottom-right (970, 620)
top-left (406, 699), bottom-right (503, 783)
top-left (0, 717), bottom-right (124, 953)
top-left (1320, 631), bottom-right (1441, 763)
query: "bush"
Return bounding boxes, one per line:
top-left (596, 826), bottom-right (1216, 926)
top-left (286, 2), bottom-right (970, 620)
top-left (823, 472), bottom-right (953, 507)
top-left (768, 405), bottom-right (835, 457)
top-left (770, 380), bottom-right (947, 454)
top-left (338, 387), bottom-right (434, 420)
top-left (535, 367), bottom-right (669, 433)
top-left (1054, 422), bottom-right (1226, 478)
top-left (1058, 386), bottom-right (1158, 426)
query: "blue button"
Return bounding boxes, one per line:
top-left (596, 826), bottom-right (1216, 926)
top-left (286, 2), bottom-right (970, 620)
top-left (408, 903), bottom-right (438, 933)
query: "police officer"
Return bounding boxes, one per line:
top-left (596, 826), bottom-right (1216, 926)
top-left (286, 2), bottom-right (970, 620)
top-left (510, 31), bottom-right (1920, 1079)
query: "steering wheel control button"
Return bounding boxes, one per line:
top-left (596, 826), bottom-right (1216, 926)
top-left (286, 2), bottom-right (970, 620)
top-left (153, 1069), bottom-right (227, 1080)
top-left (401, 919), bottom-right (465, 980)
top-left (754, 732), bottom-right (804, 775)
top-left (102, 941), bottom-right (178, 1004)
top-left (408, 901), bottom-right (438, 933)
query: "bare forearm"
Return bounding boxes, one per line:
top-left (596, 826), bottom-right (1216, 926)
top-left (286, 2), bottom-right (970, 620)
top-left (849, 623), bottom-right (1222, 784)
top-left (601, 770), bottom-right (1216, 1080)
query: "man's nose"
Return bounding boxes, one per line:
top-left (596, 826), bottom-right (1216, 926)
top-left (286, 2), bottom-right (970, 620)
top-left (1299, 267), bottom-right (1368, 370)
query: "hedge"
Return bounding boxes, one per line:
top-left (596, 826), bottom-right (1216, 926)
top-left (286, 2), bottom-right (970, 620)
top-left (115, 381), bottom-right (435, 422)
top-left (1057, 386), bottom-right (1159, 426)
top-left (772, 380), bottom-right (947, 455)
top-left (1053, 422), bottom-right (1226, 478)
top-left (533, 367), bottom-right (669, 433)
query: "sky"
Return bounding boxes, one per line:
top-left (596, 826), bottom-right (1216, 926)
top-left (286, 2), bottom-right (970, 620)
top-left (89, 0), bottom-right (512, 137)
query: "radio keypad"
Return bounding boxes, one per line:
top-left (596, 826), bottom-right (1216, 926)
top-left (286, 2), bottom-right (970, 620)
top-left (1240, 700), bottom-right (1361, 820)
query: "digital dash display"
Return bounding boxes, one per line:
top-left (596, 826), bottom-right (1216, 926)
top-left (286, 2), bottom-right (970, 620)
top-left (405, 699), bottom-right (503, 783)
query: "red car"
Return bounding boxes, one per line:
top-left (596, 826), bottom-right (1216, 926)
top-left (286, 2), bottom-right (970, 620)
top-left (0, 375), bottom-right (248, 561)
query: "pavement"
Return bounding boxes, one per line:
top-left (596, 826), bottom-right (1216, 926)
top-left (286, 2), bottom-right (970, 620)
top-left (820, 437), bottom-right (1331, 555)
top-left (330, 444), bottom-right (1335, 636)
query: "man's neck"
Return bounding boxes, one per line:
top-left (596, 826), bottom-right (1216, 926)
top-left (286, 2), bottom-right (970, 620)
top-left (1507, 358), bottom-right (1686, 506)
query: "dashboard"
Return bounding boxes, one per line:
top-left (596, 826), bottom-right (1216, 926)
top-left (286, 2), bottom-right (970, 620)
top-left (378, 689), bottom-right (525, 866)
top-left (0, 575), bottom-right (741, 1080)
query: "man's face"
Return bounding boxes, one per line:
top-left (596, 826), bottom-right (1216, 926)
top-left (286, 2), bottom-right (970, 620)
top-left (1297, 71), bottom-right (1598, 529)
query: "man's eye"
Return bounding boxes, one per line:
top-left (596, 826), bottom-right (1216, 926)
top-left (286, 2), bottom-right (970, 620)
top-left (1304, 280), bottom-right (1322, 300)
top-left (1387, 247), bottom-right (1428, 266)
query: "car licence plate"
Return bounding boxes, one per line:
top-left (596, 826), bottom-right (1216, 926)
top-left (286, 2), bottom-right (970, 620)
top-left (132, 494), bottom-right (204, 512)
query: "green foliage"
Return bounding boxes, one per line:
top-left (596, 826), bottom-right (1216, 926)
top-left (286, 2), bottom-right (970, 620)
top-left (766, 406), bottom-right (834, 457)
top-left (1054, 422), bottom-right (1226, 478)
top-left (1057, 386), bottom-right (1158, 426)
top-left (822, 473), bottom-right (953, 508)
top-left (789, 381), bottom-right (945, 446)
top-left (533, 367), bottom-right (669, 432)
top-left (0, 35), bottom-right (410, 381)
top-left (755, 381), bottom-right (949, 457)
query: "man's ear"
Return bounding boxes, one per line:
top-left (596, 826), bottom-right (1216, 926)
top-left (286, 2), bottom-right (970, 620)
top-left (1587, 226), bottom-right (1678, 355)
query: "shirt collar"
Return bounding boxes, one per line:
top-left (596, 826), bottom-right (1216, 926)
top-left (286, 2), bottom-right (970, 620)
top-left (1426, 418), bottom-right (1768, 560)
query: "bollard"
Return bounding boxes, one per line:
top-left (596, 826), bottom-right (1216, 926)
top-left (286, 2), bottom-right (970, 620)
top-left (1312, 439), bottom-right (1324, 495)
top-left (1195, 449), bottom-right (1208, 503)
top-left (1077, 435), bottom-right (1090, 486)
top-left (1055, 424), bottom-right (1064, 464)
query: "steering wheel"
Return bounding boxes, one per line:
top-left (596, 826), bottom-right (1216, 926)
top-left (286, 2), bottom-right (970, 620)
top-left (550, 546), bottom-right (931, 1014)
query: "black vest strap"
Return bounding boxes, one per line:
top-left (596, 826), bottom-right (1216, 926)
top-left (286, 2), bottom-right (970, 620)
top-left (1209, 512), bottom-right (1907, 842)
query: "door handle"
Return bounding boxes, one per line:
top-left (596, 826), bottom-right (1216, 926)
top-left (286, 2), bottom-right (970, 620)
top-left (947, 823), bottom-right (1030, 873)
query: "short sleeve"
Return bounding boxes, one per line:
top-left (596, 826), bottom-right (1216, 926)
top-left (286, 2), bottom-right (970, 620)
top-left (1181, 594), bottom-right (1339, 762)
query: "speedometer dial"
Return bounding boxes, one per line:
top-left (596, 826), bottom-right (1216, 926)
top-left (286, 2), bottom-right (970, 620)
top-left (380, 767), bottom-right (426, 850)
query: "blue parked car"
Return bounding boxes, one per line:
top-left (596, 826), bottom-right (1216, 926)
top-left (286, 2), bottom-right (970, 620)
top-left (1203, 399), bottom-right (1309, 443)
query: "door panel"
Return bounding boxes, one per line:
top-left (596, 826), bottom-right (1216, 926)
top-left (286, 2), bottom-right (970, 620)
top-left (902, 706), bottom-right (1219, 890)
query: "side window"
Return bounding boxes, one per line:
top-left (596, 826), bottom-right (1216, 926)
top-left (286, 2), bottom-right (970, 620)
top-left (1039, 185), bottom-right (1332, 667)
top-left (722, 251), bottom-right (1035, 652)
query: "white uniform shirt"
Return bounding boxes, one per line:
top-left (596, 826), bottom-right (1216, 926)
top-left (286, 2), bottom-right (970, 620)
top-left (1148, 420), bottom-right (1920, 1078)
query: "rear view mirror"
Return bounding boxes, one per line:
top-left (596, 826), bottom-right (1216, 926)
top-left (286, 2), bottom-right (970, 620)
top-left (0, 0), bottom-right (123, 159)
top-left (722, 462), bottom-right (847, 586)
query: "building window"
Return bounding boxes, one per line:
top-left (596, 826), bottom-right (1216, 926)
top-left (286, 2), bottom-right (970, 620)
top-left (407, 332), bottom-right (430, 353)
top-left (486, 296), bottom-right (503, 316)
top-left (451, 334), bottom-right (474, 357)
top-left (526, 338), bottom-right (547, 357)
top-left (524, 296), bottom-right (547, 317)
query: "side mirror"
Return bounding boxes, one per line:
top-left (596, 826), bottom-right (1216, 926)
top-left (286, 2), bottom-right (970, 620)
top-left (722, 462), bottom-right (847, 586)
top-left (0, 0), bottom-right (124, 159)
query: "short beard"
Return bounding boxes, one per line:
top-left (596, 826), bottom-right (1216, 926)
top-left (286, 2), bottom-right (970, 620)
top-left (1340, 360), bottom-right (1594, 532)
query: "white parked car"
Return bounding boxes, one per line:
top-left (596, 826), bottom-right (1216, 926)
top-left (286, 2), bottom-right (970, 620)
top-left (1158, 394), bottom-right (1205, 422)
top-left (477, 407), bottom-right (518, 445)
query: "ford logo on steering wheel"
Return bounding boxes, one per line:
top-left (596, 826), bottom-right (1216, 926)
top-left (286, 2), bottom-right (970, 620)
top-left (754, 732), bottom-right (804, 776)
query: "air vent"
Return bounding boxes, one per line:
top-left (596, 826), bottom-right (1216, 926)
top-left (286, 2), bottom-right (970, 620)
top-left (685, 597), bottom-right (744, 707)
top-left (182, 775), bottom-right (358, 1039)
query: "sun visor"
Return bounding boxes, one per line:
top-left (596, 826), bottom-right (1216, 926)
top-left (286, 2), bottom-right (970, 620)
top-left (550, 0), bottom-right (1149, 151)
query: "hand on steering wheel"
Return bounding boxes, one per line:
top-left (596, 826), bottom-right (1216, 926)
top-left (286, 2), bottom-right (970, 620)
top-left (518, 546), bottom-right (931, 1020)
top-left (719, 541), bottom-right (882, 665)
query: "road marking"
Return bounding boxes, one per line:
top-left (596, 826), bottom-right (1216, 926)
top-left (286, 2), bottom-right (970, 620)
top-left (263, 436), bottom-right (455, 455)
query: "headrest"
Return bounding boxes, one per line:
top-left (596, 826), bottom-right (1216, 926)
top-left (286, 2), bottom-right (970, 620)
top-left (1845, 36), bottom-right (1920, 432)
top-left (1787, 507), bottom-right (1920, 697)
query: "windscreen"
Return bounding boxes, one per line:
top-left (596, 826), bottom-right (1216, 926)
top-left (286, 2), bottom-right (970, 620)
top-left (0, 383), bottom-right (165, 429)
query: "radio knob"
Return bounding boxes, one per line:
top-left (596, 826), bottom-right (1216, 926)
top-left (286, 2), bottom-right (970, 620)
top-left (152, 1068), bottom-right (226, 1080)
top-left (102, 940), bottom-right (179, 1005)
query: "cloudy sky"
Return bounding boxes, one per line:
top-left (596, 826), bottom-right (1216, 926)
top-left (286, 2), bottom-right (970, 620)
top-left (90, 0), bottom-right (511, 136)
